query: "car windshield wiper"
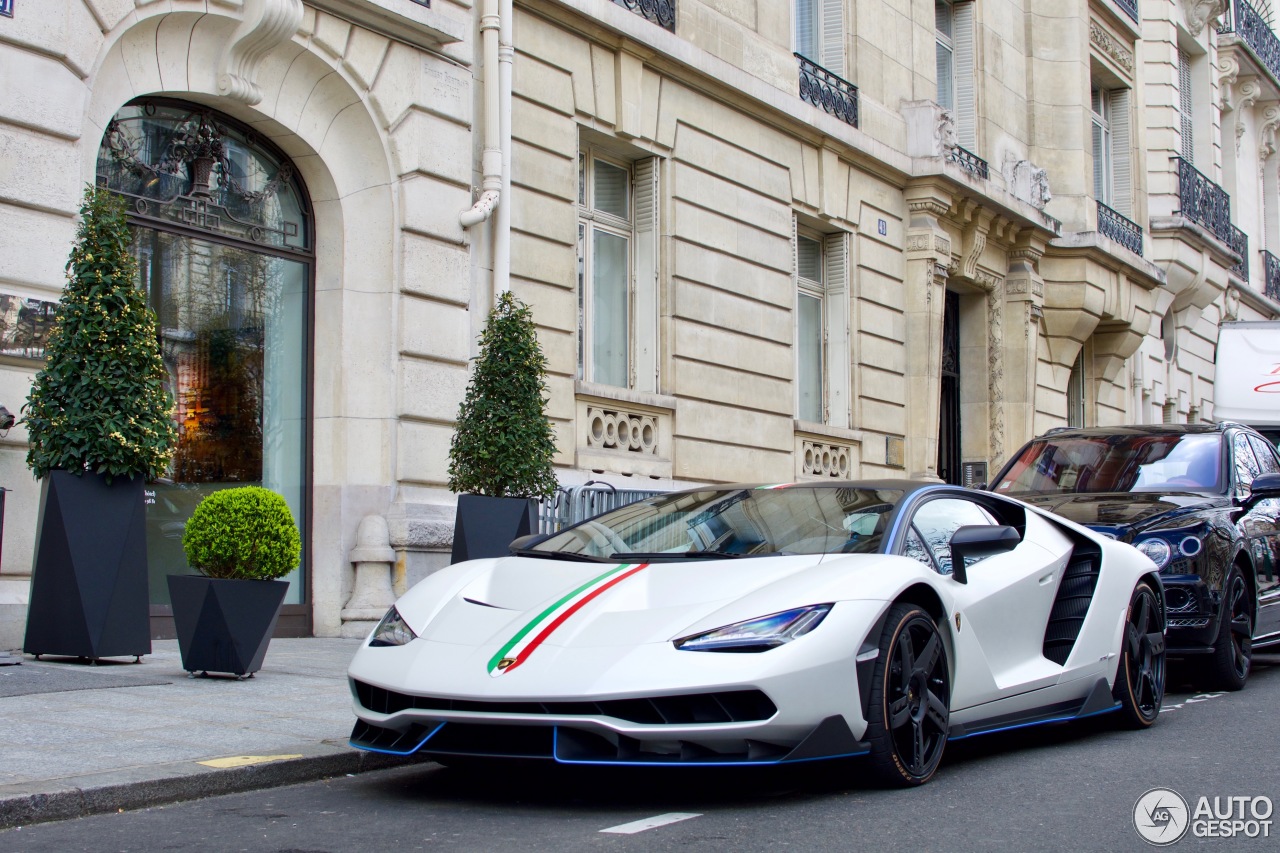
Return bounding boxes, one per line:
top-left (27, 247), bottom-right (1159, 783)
top-left (508, 548), bottom-right (611, 562)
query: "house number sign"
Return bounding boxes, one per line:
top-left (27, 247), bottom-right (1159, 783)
top-left (0, 1), bottom-right (13, 19)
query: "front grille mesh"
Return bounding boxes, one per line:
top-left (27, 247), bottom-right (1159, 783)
top-left (352, 680), bottom-right (777, 724)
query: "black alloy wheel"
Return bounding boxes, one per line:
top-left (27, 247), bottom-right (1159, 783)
top-left (1204, 567), bottom-right (1253, 691)
top-left (1114, 580), bottom-right (1166, 727)
top-left (866, 603), bottom-right (951, 786)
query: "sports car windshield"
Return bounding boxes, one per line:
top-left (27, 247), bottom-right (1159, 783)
top-left (525, 486), bottom-right (905, 560)
top-left (990, 433), bottom-right (1224, 495)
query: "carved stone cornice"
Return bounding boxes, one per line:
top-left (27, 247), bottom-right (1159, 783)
top-left (1181, 0), bottom-right (1227, 37)
top-left (217, 0), bottom-right (304, 106)
top-left (1089, 20), bottom-right (1134, 76)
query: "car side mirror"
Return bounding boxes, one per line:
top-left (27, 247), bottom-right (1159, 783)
top-left (509, 532), bottom-right (550, 553)
top-left (1244, 472), bottom-right (1280, 509)
top-left (949, 525), bottom-right (1021, 584)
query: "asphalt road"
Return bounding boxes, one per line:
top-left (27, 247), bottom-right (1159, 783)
top-left (5, 656), bottom-right (1279, 853)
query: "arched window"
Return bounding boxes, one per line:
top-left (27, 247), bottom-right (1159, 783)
top-left (96, 99), bottom-right (312, 630)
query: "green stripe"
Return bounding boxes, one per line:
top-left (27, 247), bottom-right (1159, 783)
top-left (486, 563), bottom-right (634, 673)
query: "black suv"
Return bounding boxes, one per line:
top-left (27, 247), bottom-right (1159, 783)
top-left (989, 423), bottom-right (1280, 690)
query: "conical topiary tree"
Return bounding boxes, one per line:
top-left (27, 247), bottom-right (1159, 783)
top-left (23, 185), bottom-right (178, 481)
top-left (447, 290), bottom-right (557, 499)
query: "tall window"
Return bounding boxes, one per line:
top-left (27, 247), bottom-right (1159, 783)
top-left (795, 0), bottom-right (845, 75)
top-left (578, 148), bottom-right (659, 392)
top-left (1092, 84), bottom-right (1133, 215)
top-left (935, 0), bottom-right (975, 149)
top-left (794, 224), bottom-right (850, 426)
top-left (797, 232), bottom-right (826, 423)
top-left (96, 99), bottom-right (311, 615)
top-left (1178, 49), bottom-right (1195, 164)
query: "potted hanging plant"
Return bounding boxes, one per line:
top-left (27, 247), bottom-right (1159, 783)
top-left (22, 186), bottom-right (179, 662)
top-left (447, 291), bottom-right (558, 563)
top-left (170, 485), bottom-right (301, 677)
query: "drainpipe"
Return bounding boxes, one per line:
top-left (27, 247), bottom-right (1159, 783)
top-left (459, 0), bottom-right (512, 297)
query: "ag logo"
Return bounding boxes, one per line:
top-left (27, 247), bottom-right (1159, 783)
top-left (1134, 788), bottom-right (1190, 845)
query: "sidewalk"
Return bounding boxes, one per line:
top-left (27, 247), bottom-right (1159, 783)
top-left (0, 638), bottom-right (415, 829)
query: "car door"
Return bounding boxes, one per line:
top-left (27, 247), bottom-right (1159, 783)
top-left (899, 495), bottom-right (1067, 710)
top-left (1244, 434), bottom-right (1280, 640)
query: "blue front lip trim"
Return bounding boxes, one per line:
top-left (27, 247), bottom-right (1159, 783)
top-left (348, 721), bottom-right (445, 756)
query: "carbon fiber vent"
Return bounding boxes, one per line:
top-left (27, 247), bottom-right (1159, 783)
top-left (1042, 547), bottom-right (1102, 665)
top-left (352, 681), bottom-right (777, 724)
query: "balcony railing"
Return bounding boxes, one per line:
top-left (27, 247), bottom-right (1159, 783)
top-left (1228, 225), bottom-right (1250, 281)
top-left (1265, 250), bottom-right (1280, 302)
top-left (796, 53), bottom-right (859, 128)
top-left (1219, 0), bottom-right (1280, 88)
top-left (948, 145), bottom-right (989, 180)
top-left (1174, 157), bottom-right (1234, 243)
top-left (1098, 201), bottom-right (1144, 256)
top-left (1112, 0), bottom-right (1140, 22)
top-left (612, 0), bottom-right (675, 32)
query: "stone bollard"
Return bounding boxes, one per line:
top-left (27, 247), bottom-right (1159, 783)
top-left (340, 515), bottom-right (397, 639)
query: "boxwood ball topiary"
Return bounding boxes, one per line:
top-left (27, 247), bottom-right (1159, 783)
top-left (182, 486), bottom-right (302, 581)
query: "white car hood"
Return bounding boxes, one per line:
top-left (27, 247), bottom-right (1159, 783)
top-left (395, 553), bottom-right (905, 652)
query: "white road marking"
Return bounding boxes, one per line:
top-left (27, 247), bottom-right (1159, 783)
top-left (599, 812), bottom-right (702, 834)
top-left (1159, 691), bottom-right (1226, 713)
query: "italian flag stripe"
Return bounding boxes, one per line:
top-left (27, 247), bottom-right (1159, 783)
top-left (487, 563), bottom-right (650, 677)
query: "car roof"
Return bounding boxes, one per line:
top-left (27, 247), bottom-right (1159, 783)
top-left (691, 479), bottom-right (948, 497)
top-left (1036, 422), bottom-right (1253, 439)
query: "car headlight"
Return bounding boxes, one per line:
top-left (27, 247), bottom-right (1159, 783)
top-left (369, 607), bottom-right (417, 647)
top-left (1135, 538), bottom-right (1172, 569)
top-left (674, 604), bottom-right (832, 653)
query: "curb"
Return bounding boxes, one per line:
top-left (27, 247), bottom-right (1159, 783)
top-left (0, 743), bottom-right (426, 830)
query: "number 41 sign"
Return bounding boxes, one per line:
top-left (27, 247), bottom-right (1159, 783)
top-left (0, 1), bottom-right (12, 19)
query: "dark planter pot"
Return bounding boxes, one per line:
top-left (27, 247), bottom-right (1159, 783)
top-left (450, 494), bottom-right (538, 564)
top-left (167, 575), bottom-right (288, 677)
top-left (23, 470), bottom-right (151, 660)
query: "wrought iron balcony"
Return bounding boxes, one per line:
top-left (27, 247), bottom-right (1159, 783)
top-left (612, 0), bottom-right (675, 32)
top-left (1097, 201), bottom-right (1144, 256)
top-left (948, 145), bottom-right (989, 180)
top-left (1174, 157), bottom-right (1233, 244)
top-left (1228, 225), bottom-right (1249, 281)
top-left (796, 54), bottom-right (859, 128)
top-left (1265, 250), bottom-right (1280, 302)
top-left (1112, 0), bottom-right (1140, 23)
top-left (1219, 0), bottom-right (1280, 89)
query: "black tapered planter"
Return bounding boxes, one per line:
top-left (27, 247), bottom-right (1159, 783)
top-left (450, 494), bottom-right (538, 564)
top-left (23, 470), bottom-right (151, 660)
top-left (167, 575), bottom-right (288, 676)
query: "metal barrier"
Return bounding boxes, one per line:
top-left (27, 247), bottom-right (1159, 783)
top-left (537, 482), bottom-right (666, 535)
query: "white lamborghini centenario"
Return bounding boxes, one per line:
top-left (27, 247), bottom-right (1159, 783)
top-left (348, 481), bottom-right (1166, 785)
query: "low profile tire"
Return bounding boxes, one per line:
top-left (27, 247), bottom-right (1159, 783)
top-left (1113, 580), bottom-right (1166, 728)
top-left (1201, 567), bottom-right (1252, 691)
top-left (865, 603), bottom-right (951, 787)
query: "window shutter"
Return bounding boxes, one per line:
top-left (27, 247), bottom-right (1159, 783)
top-left (1092, 119), bottom-right (1106, 202)
top-left (1110, 89), bottom-right (1133, 217)
top-left (821, 0), bottom-right (844, 77)
top-left (632, 157), bottom-right (659, 394)
top-left (952, 2), bottom-right (976, 151)
top-left (1179, 51), bottom-right (1194, 164)
top-left (823, 232), bottom-right (850, 428)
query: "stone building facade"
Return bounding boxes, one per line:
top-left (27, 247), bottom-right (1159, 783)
top-left (0, 0), bottom-right (1276, 646)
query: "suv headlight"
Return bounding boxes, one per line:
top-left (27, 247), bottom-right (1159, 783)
top-left (1135, 538), bottom-right (1172, 569)
top-left (674, 605), bottom-right (832, 653)
top-left (369, 607), bottom-right (417, 647)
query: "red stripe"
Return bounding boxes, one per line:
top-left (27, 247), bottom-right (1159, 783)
top-left (502, 563), bottom-right (649, 674)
